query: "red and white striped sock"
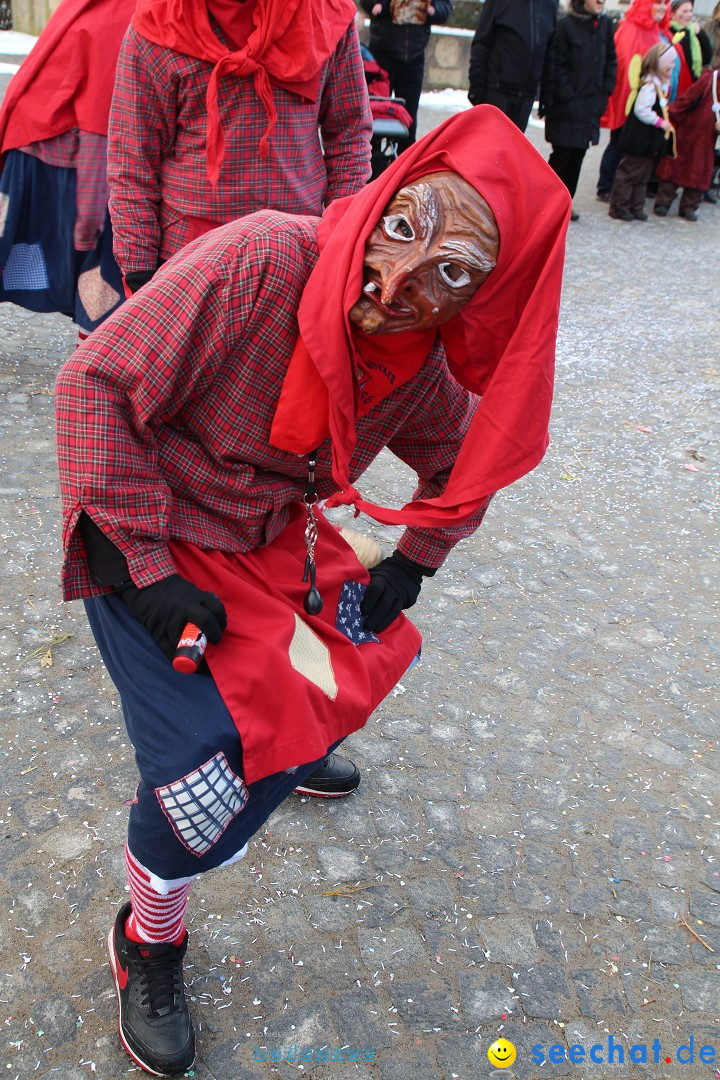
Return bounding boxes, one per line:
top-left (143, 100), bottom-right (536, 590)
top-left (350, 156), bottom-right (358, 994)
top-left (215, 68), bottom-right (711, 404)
top-left (75, 329), bottom-right (90, 349)
top-left (124, 845), bottom-right (193, 945)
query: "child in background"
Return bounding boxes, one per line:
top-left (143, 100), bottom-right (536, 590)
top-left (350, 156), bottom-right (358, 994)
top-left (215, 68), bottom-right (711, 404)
top-left (609, 42), bottom-right (678, 220)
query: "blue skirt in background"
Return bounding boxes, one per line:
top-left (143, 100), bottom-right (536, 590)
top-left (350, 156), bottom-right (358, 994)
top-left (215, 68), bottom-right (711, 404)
top-left (0, 149), bottom-right (123, 331)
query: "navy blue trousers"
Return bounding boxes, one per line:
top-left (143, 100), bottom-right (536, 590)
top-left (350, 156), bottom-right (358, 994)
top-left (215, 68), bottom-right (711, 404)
top-left (85, 595), bottom-right (327, 883)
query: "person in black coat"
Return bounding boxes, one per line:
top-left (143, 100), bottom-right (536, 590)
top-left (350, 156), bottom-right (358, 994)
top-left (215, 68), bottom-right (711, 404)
top-left (468, 0), bottom-right (558, 132)
top-left (360, 0), bottom-right (454, 142)
top-left (544, 0), bottom-right (617, 219)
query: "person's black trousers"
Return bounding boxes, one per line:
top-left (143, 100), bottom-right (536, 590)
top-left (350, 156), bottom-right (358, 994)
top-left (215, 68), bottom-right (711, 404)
top-left (369, 50), bottom-right (425, 144)
top-left (597, 127), bottom-right (624, 196)
top-left (548, 146), bottom-right (588, 198)
top-left (476, 88), bottom-right (535, 133)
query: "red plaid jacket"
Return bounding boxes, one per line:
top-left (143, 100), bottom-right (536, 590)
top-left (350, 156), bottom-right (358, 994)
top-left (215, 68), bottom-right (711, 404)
top-left (107, 24), bottom-right (372, 274)
top-left (55, 212), bottom-right (490, 602)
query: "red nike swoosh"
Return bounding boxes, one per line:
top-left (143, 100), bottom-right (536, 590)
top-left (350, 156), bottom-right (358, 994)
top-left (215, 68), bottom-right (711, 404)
top-left (116, 959), bottom-right (129, 990)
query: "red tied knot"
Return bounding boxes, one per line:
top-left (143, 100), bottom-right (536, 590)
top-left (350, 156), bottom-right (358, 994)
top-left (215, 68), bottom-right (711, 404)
top-left (205, 51), bottom-right (278, 186)
top-left (324, 485), bottom-right (362, 516)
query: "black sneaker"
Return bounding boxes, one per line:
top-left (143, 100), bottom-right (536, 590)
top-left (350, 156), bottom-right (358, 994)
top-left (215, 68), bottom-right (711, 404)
top-left (293, 752), bottom-right (360, 798)
top-left (107, 902), bottom-right (195, 1076)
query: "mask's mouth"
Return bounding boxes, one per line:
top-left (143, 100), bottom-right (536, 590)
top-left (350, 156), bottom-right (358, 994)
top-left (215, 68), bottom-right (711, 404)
top-left (361, 270), bottom-right (413, 317)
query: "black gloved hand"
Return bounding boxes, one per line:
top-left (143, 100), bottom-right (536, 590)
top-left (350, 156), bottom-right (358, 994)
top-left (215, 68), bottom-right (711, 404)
top-left (117, 574), bottom-right (227, 661)
top-left (360, 551), bottom-right (434, 634)
top-left (123, 269), bottom-right (157, 295)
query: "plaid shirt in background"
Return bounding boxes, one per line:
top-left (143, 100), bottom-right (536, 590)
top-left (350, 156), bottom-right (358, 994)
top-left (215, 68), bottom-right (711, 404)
top-left (56, 212), bottom-right (489, 602)
top-left (107, 24), bottom-right (372, 275)
top-left (21, 131), bottom-right (109, 250)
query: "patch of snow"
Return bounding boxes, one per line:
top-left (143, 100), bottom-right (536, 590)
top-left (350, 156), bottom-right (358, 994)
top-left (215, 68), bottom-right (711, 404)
top-left (0, 30), bottom-right (38, 56)
top-left (419, 88), bottom-right (472, 112)
top-left (419, 88), bottom-right (546, 133)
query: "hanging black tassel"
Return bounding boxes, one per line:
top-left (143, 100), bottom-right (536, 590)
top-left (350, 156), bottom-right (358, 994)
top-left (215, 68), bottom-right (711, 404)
top-left (302, 452), bottom-right (323, 615)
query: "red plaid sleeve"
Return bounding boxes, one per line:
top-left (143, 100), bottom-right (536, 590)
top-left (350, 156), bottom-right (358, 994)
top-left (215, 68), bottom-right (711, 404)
top-left (74, 132), bottom-right (110, 250)
top-left (318, 25), bottom-right (372, 203)
top-left (107, 26), bottom-right (174, 274)
top-left (56, 214), bottom-right (316, 598)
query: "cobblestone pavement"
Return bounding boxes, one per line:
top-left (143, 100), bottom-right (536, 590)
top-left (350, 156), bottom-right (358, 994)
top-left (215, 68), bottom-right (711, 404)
top-left (0, 89), bottom-right (718, 1080)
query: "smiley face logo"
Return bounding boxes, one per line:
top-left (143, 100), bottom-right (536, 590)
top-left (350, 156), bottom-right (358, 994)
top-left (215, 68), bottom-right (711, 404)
top-left (487, 1039), bottom-right (516, 1068)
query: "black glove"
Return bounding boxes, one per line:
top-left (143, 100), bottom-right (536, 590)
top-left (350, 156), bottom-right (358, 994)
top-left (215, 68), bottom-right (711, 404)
top-left (117, 574), bottom-right (227, 661)
top-left (360, 551), bottom-right (434, 634)
top-left (123, 269), bottom-right (157, 295)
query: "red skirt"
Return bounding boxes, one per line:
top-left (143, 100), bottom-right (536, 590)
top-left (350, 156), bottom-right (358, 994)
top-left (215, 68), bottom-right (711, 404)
top-left (169, 504), bottom-right (422, 784)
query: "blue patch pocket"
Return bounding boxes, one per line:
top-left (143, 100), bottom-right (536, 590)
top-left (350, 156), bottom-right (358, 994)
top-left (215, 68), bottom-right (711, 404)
top-left (336, 580), bottom-right (380, 645)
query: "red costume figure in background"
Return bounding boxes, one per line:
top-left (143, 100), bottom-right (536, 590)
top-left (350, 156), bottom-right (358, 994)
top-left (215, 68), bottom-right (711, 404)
top-left (107, 0), bottom-right (373, 289)
top-left (0, 0), bottom-right (134, 333)
top-left (597, 0), bottom-right (673, 199)
top-left (655, 66), bottom-right (720, 218)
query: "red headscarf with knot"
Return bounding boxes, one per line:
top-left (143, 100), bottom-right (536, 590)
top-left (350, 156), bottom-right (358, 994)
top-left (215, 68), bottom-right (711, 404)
top-left (132, 0), bottom-right (357, 186)
top-left (270, 106), bottom-right (571, 530)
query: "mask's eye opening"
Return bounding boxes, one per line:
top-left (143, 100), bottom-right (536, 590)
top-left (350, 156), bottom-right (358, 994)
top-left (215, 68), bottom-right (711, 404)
top-left (383, 214), bottom-right (415, 242)
top-left (438, 262), bottom-right (472, 289)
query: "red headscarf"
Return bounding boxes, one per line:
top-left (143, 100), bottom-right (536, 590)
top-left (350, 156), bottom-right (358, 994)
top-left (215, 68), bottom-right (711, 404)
top-left (0, 0), bottom-right (136, 159)
top-left (270, 106), bottom-right (571, 530)
top-left (132, 0), bottom-right (357, 185)
top-left (602, 0), bottom-right (672, 129)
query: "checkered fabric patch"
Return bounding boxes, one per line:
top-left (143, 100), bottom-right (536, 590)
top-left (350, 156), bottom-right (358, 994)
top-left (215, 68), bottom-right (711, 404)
top-left (3, 243), bottom-right (50, 291)
top-left (155, 752), bottom-right (249, 856)
top-left (336, 581), bottom-right (379, 645)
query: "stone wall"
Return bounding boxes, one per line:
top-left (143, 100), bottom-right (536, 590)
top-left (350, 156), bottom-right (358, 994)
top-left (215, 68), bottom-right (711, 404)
top-left (358, 22), bottom-right (474, 93)
top-left (11, 0), bottom-right (59, 36)
top-left (424, 26), bottom-right (474, 92)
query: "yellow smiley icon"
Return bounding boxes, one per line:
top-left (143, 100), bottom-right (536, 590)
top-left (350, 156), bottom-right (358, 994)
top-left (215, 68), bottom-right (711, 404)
top-left (487, 1038), bottom-right (517, 1068)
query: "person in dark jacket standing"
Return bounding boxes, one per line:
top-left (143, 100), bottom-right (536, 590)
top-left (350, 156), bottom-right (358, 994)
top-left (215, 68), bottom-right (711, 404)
top-left (468, 0), bottom-right (558, 132)
top-left (360, 0), bottom-right (454, 142)
top-left (544, 0), bottom-right (617, 219)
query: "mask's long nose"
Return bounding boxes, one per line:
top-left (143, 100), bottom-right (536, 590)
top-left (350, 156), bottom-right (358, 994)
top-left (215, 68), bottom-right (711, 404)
top-left (380, 265), bottom-right (416, 306)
